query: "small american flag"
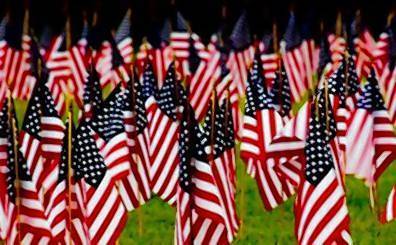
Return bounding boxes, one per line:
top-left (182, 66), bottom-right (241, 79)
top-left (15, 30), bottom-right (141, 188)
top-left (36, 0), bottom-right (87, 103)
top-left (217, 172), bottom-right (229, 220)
top-left (346, 70), bottom-right (396, 185)
top-left (73, 122), bottom-right (127, 244)
top-left (145, 63), bottom-right (183, 205)
top-left (295, 91), bottom-right (352, 244)
top-left (117, 70), bottom-right (152, 211)
top-left (0, 100), bottom-right (52, 244)
top-left (240, 57), bottom-right (294, 210)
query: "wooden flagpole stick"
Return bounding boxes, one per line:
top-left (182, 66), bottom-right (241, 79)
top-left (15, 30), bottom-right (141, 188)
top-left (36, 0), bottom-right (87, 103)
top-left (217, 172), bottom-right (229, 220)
top-left (8, 93), bottom-right (21, 245)
top-left (66, 102), bottom-right (73, 245)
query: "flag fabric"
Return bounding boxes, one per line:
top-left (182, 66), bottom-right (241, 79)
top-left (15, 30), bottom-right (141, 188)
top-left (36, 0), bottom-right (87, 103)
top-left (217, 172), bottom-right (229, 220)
top-left (145, 63), bottom-right (182, 205)
top-left (174, 99), bottom-right (195, 245)
top-left (115, 10), bottom-right (134, 68)
top-left (227, 11), bottom-right (255, 97)
top-left (0, 100), bottom-right (52, 244)
top-left (43, 122), bottom-right (70, 243)
top-left (346, 70), bottom-right (396, 185)
top-left (281, 12), bottom-right (307, 104)
top-left (295, 91), bottom-right (352, 245)
top-left (73, 122), bottom-right (127, 244)
top-left (377, 26), bottom-right (396, 126)
top-left (89, 86), bottom-right (131, 183)
top-left (45, 34), bottom-right (88, 114)
top-left (216, 58), bottom-right (242, 140)
top-left (240, 57), bottom-right (294, 210)
top-left (1, 35), bottom-right (36, 100)
top-left (19, 81), bottom-right (65, 191)
top-left (117, 76), bottom-right (152, 211)
top-left (380, 185), bottom-right (396, 224)
top-left (189, 47), bottom-right (221, 121)
top-left (268, 61), bottom-right (292, 120)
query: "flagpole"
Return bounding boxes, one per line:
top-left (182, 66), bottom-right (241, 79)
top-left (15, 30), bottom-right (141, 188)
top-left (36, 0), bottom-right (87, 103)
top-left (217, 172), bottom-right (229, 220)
top-left (8, 93), bottom-right (21, 244)
top-left (67, 103), bottom-right (73, 245)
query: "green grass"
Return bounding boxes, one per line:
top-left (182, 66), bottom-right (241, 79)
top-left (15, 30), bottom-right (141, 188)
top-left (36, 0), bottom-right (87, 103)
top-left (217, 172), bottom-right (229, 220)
top-left (120, 151), bottom-right (396, 244)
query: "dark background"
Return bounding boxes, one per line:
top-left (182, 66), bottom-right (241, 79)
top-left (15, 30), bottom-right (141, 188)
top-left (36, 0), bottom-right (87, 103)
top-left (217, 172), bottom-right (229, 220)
top-left (1, 0), bottom-right (395, 47)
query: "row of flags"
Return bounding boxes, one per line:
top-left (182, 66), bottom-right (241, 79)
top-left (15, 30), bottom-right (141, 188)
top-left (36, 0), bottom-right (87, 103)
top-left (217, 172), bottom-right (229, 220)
top-left (0, 8), bottom-right (395, 244)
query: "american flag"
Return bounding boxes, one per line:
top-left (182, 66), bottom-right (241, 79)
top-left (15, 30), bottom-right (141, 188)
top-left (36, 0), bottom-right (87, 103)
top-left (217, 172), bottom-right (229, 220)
top-left (176, 99), bottom-right (234, 244)
top-left (174, 98), bottom-right (194, 245)
top-left (73, 122), bottom-right (127, 244)
top-left (115, 9), bottom-right (134, 68)
top-left (227, 12), bottom-right (255, 97)
top-left (117, 71), bottom-right (152, 211)
top-left (216, 58), bottom-right (242, 140)
top-left (326, 56), bottom-right (360, 152)
top-left (377, 26), bottom-right (396, 126)
top-left (354, 30), bottom-right (376, 81)
top-left (380, 185), bottom-right (396, 223)
top-left (0, 100), bottom-right (52, 244)
top-left (281, 12), bottom-right (316, 104)
top-left (240, 57), bottom-right (294, 210)
top-left (328, 34), bottom-right (346, 66)
top-left (1, 34), bottom-right (36, 100)
top-left (43, 122), bottom-right (70, 243)
top-left (89, 85), bottom-right (131, 183)
top-left (261, 52), bottom-right (280, 86)
top-left (45, 34), bottom-right (88, 114)
top-left (81, 66), bottom-right (103, 121)
top-left (189, 46), bottom-right (221, 121)
top-left (20, 81), bottom-right (64, 191)
top-left (346, 70), bottom-right (396, 185)
top-left (145, 63), bottom-right (182, 205)
top-left (170, 11), bottom-right (191, 80)
top-left (268, 61), bottom-right (292, 120)
top-left (295, 90), bottom-right (352, 245)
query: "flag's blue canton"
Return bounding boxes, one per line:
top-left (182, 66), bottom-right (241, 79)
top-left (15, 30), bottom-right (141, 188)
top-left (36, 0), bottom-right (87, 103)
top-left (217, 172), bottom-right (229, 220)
top-left (269, 64), bottom-right (291, 116)
top-left (115, 10), bottom-right (131, 43)
top-left (73, 123), bottom-right (107, 188)
top-left (304, 110), bottom-right (335, 186)
top-left (135, 76), bottom-right (149, 133)
top-left (58, 122), bottom-right (72, 184)
top-left (23, 85), bottom-right (43, 139)
top-left (284, 12), bottom-right (302, 51)
top-left (142, 63), bottom-right (157, 100)
top-left (83, 67), bottom-right (103, 115)
top-left (175, 12), bottom-right (189, 32)
top-left (221, 100), bottom-right (235, 149)
top-left (262, 33), bottom-right (273, 52)
top-left (230, 11), bottom-right (251, 50)
top-left (178, 103), bottom-right (196, 193)
top-left (357, 70), bottom-right (386, 111)
top-left (200, 100), bottom-right (226, 160)
top-left (0, 16), bottom-right (7, 40)
top-left (305, 91), bottom-right (337, 186)
top-left (91, 87), bottom-right (125, 141)
top-left (245, 55), bottom-right (270, 116)
top-left (318, 37), bottom-right (331, 76)
top-left (157, 63), bottom-right (178, 120)
top-left (327, 55), bottom-right (359, 105)
top-left (160, 19), bottom-right (172, 44)
top-left (0, 103), bottom-right (31, 202)
top-left (39, 26), bottom-right (53, 49)
top-left (387, 19), bottom-right (396, 70)
top-left (188, 37), bottom-right (200, 74)
top-left (81, 21), bottom-right (89, 40)
top-left (41, 83), bottom-right (59, 117)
